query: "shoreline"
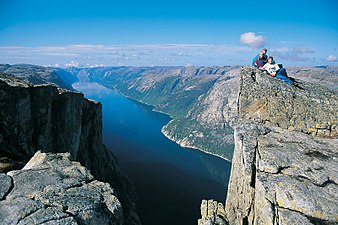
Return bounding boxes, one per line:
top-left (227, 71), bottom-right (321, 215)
top-left (96, 81), bottom-right (232, 162)
top-left (161, 124), bottom-right (231, 162)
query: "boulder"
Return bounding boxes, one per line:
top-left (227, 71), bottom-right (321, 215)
top-left (0, 151), bottom-right (123, 225)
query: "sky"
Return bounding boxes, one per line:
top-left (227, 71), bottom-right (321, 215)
top-left (0, 0), bottom-right (337, 67)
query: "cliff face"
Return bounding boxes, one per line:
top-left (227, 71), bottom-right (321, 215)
top-left (0, 151), bottom-right (123, 225)
top-left (224, 67), bottom-right (338, 225)
top-left (0, 72), bottom-right (140, 224)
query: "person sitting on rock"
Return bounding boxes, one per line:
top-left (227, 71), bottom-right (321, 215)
top-left (262, 56), bottom-right (294, 85)
top-left (252, 48), bottom-right (268, 68)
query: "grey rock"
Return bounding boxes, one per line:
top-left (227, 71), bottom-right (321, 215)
top-left (226, 121), bottom-right (338, 225)
top-left (0, 173), bottom-right (12, 200)
top-left (0, 70), bottom-right (140, 224)
top-left (224, 67), bottom-right (338, 225)
top-left (0, 64), bottom-right (74, 90)
top-left (1, 151), bottom-right (123, 225)
top-left (198, 199), bottom-right (228, 225)
top-left (239, 67), bottom-right (338, 138)
top-left (286, 66), bottom-right (338, 92)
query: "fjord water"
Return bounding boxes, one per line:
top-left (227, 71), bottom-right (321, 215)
top-left (73, 82), bottom-right (231, 225)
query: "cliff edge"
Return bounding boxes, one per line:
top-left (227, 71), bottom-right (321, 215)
top-left (199, 67), bottom-right (338, 224)
top-left (0, 72), bottom-right (140, 224)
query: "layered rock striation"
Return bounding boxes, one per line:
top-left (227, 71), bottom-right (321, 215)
top-left (0, 72), bottom-right (140, 224)
top-left (0, 151), bottom-right (123, 225)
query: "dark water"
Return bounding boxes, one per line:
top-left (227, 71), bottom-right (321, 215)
top-left (73, 82), bottom-right (231, 225)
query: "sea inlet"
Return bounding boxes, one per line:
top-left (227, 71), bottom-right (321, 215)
top-left (73, 82), bottom-right (231, 225)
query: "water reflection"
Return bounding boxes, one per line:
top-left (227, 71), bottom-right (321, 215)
top-left (73, 82), bottom-right (231, 225)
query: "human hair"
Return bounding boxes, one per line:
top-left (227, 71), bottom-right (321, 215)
top-left (268, 56), bottom-right (274, 60)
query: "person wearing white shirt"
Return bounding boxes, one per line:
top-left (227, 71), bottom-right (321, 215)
top-left (262, 56), bottom-right (294, 85)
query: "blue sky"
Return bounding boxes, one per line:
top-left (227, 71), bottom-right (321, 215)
top-left (0, 0), bottom-right (337, 66)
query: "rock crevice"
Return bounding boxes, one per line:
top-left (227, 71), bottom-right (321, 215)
top-left (1, 151), bottom-right (123, 225)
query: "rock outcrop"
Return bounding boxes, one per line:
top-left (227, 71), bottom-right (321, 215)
top-left (226, 122), bottom-right (338, 225)
top-left (0, 151), bottom-right (123, 225)
top-left (239, 67), bottom-right (337, 137)
top-left (0, 64), bottom-right (75, 90)
top-left (198, 200), bottom-right (228, 225)
top-left (0, 72), bottom-right (140, 224)
top-left (199, 67), bottom-right (338, 225)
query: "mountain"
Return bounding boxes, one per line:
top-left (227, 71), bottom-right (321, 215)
top-left (66, 65), bottom-right (337, 161)
top-left (65, 66), bottom-right (241, 160)
top-left (0, 68), bottom-right (140, 225)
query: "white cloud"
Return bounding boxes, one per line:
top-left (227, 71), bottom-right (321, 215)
top-left (326, 55), bottom-right (337, 62)
top-left (240, 32), bottom-right (265, 48)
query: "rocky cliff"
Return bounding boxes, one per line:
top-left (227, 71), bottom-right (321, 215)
top-left (199, 67), bottom-right (338, 224)
top-left (0, 64), bottom-right (77, 90)
top-left (0, 151), bottom-right (123, 224)
top-left (0, 71), bottom-right (140, 224)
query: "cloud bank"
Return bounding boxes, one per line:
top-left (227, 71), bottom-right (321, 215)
top-left (0, 44), bottom-right (252, 67)
top-left (0, 43), bottom-right (333, 67)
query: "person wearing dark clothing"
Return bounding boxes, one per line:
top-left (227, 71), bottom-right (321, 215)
top-left (252, 48), bottom-right (268, 68)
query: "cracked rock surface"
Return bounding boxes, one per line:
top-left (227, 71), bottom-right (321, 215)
top-left (224, 67), bottom-right (338, 225)
top-left (0, 151), bottom-right (123, 225)
top-left (198, 199), bottom-right (228, 225)
top-left (226, 122), bottom-right (338, 225)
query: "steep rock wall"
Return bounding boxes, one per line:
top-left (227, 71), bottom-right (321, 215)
top-left (0, 73), bottom-right (140, 225)
top-left (224, 67), bottom-right (338, 225)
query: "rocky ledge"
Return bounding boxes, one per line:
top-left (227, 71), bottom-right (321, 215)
top-left (199, 67), bottom-right (338, 224)
top-left (0, 71), bottom-right (140, 224)
top-left (0, 151), bottom-right (123, 225)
